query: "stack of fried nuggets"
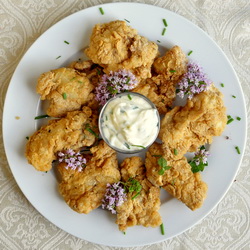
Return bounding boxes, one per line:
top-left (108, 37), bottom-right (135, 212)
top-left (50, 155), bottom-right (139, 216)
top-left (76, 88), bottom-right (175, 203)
top-left (25, 20), bottom-right (227, 232)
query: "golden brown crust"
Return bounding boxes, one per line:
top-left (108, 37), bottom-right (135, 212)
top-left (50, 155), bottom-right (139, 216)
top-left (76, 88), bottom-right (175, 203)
top-left (116, 157), bottom-right (162, 232)
top-left (159, 85), bottom-right (227, 159)
top-left (85, 20), bottom-right (158, 80)
top-left (25, 107), bottom-right (98, 172)
top-left (145, 143), bottom-right (208, 210)
top-left (36, 67), bottom-right (96, 117)
top-left (57, 140), bottom-right (120, 214)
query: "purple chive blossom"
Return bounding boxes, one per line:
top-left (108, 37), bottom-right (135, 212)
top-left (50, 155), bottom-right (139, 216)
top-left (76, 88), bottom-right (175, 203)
top-left (57, 149), bottom-right (87, 172)
top-left (176, 62), bottom-right (212, 99)
top-left (95, 69), bottom-right (138, 105)
top-left (102, 182), bottom-right (127, 214)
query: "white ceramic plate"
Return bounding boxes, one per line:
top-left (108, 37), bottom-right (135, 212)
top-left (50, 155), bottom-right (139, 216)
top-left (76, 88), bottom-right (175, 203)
top-left (3, 3), bottom-right (247, 247)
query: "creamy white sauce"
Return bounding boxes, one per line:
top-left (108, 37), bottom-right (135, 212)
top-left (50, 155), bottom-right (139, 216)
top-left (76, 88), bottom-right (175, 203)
top-left (100, 94), bottom-right (159, 151)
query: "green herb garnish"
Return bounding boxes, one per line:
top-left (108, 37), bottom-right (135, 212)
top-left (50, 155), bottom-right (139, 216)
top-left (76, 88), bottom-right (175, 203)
top-left (236, 116), bottom-right (241, 121)
top-left (157, 157), bottom-right (171, 175)
top-left (189, 145), bottom-right (209, 173)
top-left (56, 55), bottom-right (61, 59)
top-left (188, 50), bottom-right (193, 56)
top-left (160, 223), bottom-right (165, 235)
top-left (227, 115), bottom-right (234, 124)
top-left (128, 94), bottom-right (132, 100)
top-left (220, 83), bottom-right (224, 87)
top-left (174, 149), bottom-right (178, 155)
top-left (131, 145), bottom-right (146, 149)
top-left (235, 146), bottom-right (241, 154)
top-left (162, 27), bottom-right (166, 36)
top-left (85, 124), bottom-right (99, 138)
top-left (26, 136), bottom-right (29, 140)
top-left (157, 40), bottom-right (161, 43)
top-left (124, 142), bottom-right (130, 149)
top-left (169, 70), bottom-right (176, 73)
top-left (64, 40), bottom-right (69, 44)
top-left (124, 19), bottom-right (130, 23)
top-left (78, 80), bottom-right (83, 84)
top-left (123, 177), bottom-right (142, 199)
top-left (99, 7), bottom-right (104, 15)
top-left (62, 92), bottom-right (67, 100)
top-left (162, 19), bottom-right (168, 27)
top-left (34, 114), bottom-right (50, 120)
top-left (232, 95), bottom-right (236, 98)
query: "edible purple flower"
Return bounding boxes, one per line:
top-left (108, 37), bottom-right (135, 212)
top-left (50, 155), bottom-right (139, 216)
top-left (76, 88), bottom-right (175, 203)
top-left (189, 145), bottom-right (210, 173)
top-left (176, 62), bottom-right (212, 99)
top-left (57, 149), bottom-right (87, 172)
top-left (102, 182), bottom-right (127, 214)
top-left (95, 69), bottom-right (138, 105)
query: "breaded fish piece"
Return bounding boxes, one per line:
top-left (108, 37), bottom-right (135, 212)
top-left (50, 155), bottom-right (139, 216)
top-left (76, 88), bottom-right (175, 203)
top-left (133, 75), bottom-right (176, 114)
top-left (159, 85), bottom-right (227, 159)
top-left (145, 143), bottom-right (208, 210)
top-left (133, 46), bottom-right (187, 114)
top-left (25, 107), bottom-right (98, 172)
top-left (153, 45), bottom-right (188, 82)
top-left (116, 157), bottom-right (162, 232)
top-left (85, 20), bottom-right (158, 80)
top-left (57, 140), bottom-right (120, 214)
top-left (37, 67), bottom-right (95, 117)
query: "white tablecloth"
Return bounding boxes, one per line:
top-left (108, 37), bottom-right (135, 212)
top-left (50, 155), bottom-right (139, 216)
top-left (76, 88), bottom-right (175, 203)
top-left (0, 0), bottom-right (249, 249)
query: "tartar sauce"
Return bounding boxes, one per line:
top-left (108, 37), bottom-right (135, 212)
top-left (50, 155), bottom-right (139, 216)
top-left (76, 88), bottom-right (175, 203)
top-left (99, 93), bottom-right (159, 152)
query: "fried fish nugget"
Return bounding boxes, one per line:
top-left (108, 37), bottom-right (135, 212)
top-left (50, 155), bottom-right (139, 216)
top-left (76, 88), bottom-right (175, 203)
top-left (57, 140), bottom-right (120, 214)
top-left (145, 143), bottom-right (208, 210)
top-left (85, 20), bottom-right (158, 80)
top-left (159, 85), bottom-right (227, 159)
top-left (25, 107), bottom-right (98, 172)
top-left (153, 45), bottom-right (188, 82)
top-left (37, 67), bottom-right (95, 117)
top-left (116, 157), bottom-right (162, 232)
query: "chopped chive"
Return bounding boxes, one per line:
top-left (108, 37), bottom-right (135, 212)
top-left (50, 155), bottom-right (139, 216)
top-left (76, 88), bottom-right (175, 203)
top-left (235, 146), bottom-right (241, 154)
top-left (188, 50), bottom-right (193, 56)
top-left (34, 114), bottom-right (50, 120)
top-left (232, 95), bottom-right (236, 98)
top-left (56, 55), bottom-right (61, 59)
top-left (85, 124), bottom-right (99, 138)
top-left (26, 136), bottom-right (29, 140)
top-left (131, 145), bottom-right (146, 149)
top-left (70, 77), bottom-right (76, 81)
top-left (125, 77), bottom-right (130, 84)
top-left (152, 155), bottom-right (162, 157)
top-left (162, 19), bottom-right (168, 27)
top-left (157, 40), bottom-right (161, 43)
top-left (162, 27), bottom-right (166, 36)
top-left (160, 223), bottom-right (165, 235)
top-left (96, 68), bottom-right (101, 75)
top-left (132, 192), bottom-right (140, 199)
top-left (128, 94), bottom-right (132, 100)
top-left (227, 117), bottom-right (234, 124)
top-left (62, 93), bottom-right (67, 100)
top-left (64, 40), bottom-right (69, 44)
top-left (105, 115), bottom-right (108, 121)
top-left (78, 80), bottom-right (83, 84)
top-left (169, 70), bottom-right (176, 73)
top-left (123, 231), bottom-right (126, 235)
top-left (220, 83), bottom-right (224, 87)
top-left (99, 7), bottom-right (104, 15)
top-left (174, 148), bottom-right (178, 155)
top-left (236, 116), bottom-right (241, 121)
top-left (124, 19), bottom-right (130, 23)
top-left (124, 142), bottom-right (130, 149)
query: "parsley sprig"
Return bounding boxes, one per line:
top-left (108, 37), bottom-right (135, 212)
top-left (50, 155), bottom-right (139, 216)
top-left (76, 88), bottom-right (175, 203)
top-left (157, 157), bottom-right (171, 175)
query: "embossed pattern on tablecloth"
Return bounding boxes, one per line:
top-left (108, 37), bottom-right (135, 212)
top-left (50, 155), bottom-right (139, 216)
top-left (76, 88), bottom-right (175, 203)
top-left (0, 0), bottom-right (249, 249)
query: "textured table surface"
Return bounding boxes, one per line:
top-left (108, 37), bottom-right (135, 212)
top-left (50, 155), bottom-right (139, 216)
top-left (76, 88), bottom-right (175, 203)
top-left (0, 0), bottom-right (249, 249)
